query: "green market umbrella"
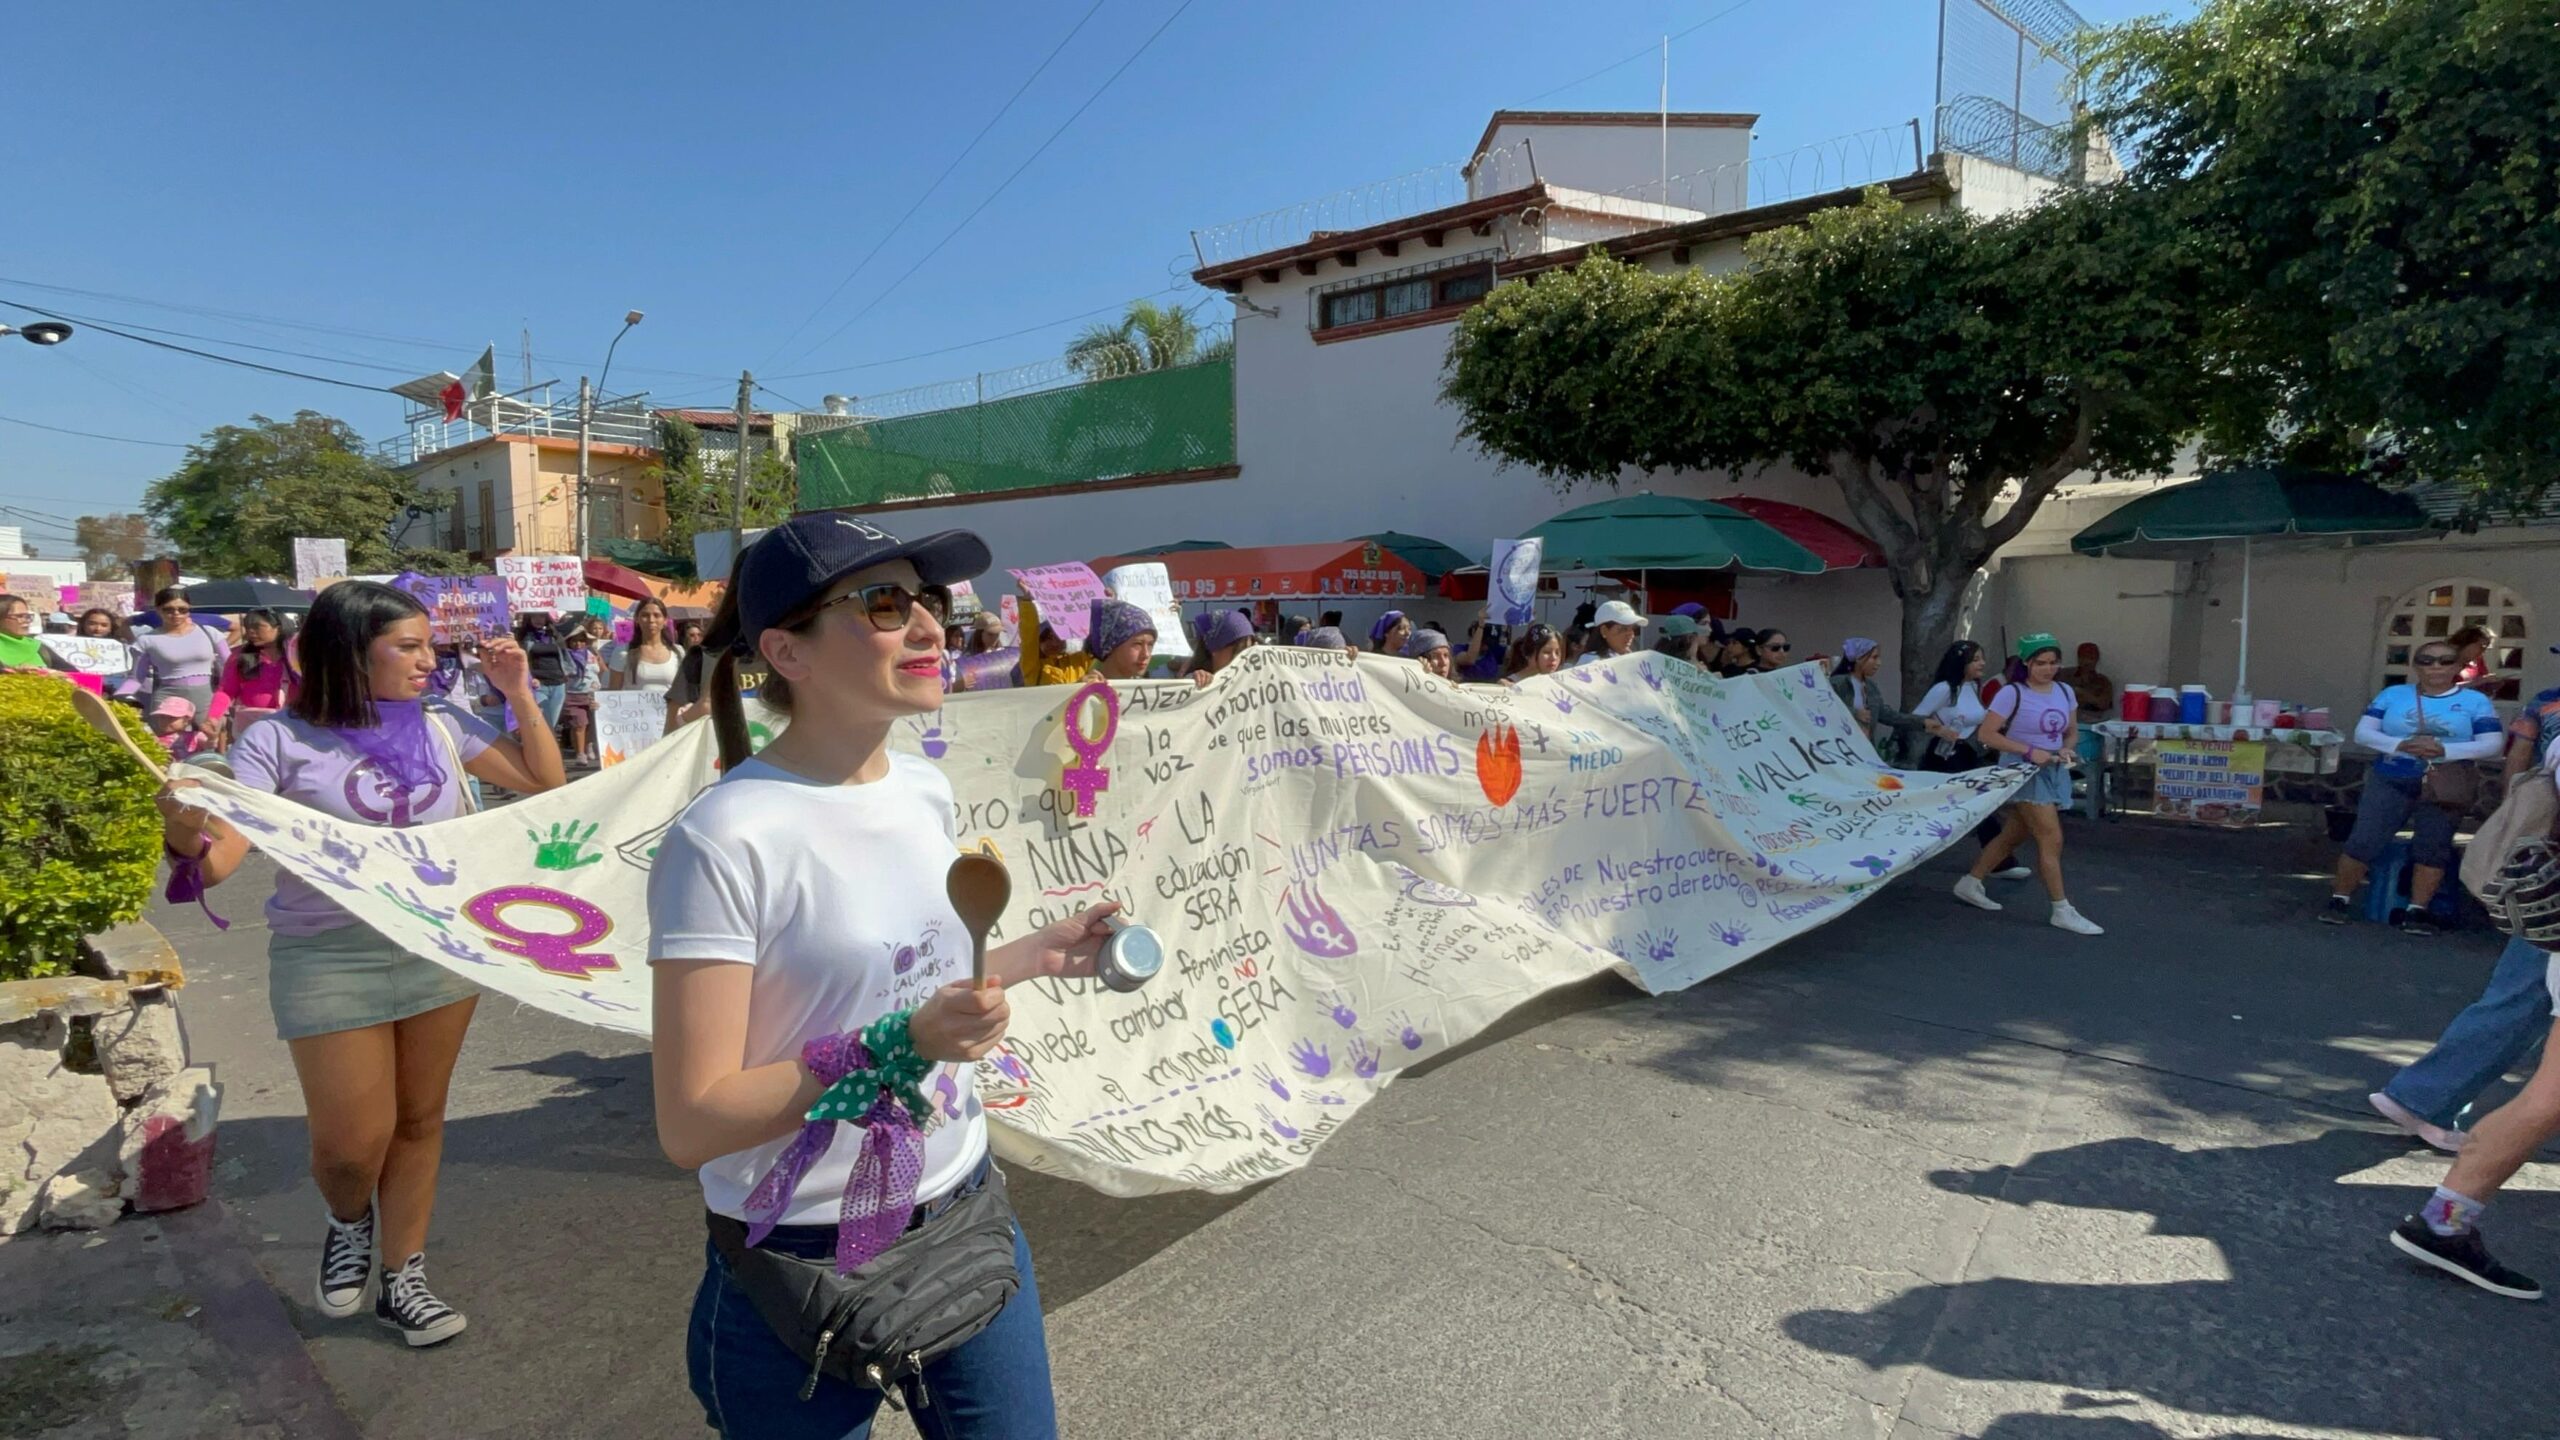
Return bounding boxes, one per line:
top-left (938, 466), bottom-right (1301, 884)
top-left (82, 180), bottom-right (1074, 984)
top-left (1523, 492), bottom-right (1825, 575)
top-left (2071, 466), bottom-right (2436, 697)
top-left (1356, 531), bottom-right (1477, 581)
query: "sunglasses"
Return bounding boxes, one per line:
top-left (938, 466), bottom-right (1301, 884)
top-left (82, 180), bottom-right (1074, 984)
top-left (815, 582), bottom-right (952, 633)
top-left (2414, 652), bottom-right (2461, 666)
top-left (1761, 642), bottom-right (1792, 654)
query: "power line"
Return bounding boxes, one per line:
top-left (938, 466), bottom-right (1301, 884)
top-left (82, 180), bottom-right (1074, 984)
top-left (0, 299), bottom-right (395, 394)
top-left (764, 0), bottom-right (1113, 370)
top-left (1521, 0), bottom-right (1767, 105)
top-left (0, 413), bottom-right (190, 448)
top-left (792, 0), bottom-right (1201, 363)
top-left (766, 285), bottom-right (1192, 381)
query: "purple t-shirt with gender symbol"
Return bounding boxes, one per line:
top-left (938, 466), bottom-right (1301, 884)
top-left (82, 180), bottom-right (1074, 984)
top-left (228, 701), bottom-right (501, 935)
top-left (1989, 680), bottom-right (2075, 767)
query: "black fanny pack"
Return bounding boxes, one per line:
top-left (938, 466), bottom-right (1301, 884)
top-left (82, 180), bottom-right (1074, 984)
top-left (705, 1162), bottom-right (1021, 1412)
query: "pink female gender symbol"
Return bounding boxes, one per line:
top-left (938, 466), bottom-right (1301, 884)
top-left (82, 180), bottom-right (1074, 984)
top-left (1058, 680), bottom-right (1118, 818)
top-left (464, 885), bottom-right (619, 978)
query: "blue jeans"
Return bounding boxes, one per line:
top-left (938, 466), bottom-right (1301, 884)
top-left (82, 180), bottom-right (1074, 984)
top-left (2382, 933), bottom-right (2554, 1128)
top-left (532, 683), bottom-right (567, 731)
top-left (686, 1219), bottom-right (1057, 1440)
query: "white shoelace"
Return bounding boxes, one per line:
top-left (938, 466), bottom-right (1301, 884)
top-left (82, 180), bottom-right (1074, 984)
top-left (320, 1214), bottom-right (373, 1291)
top-left (384, 1257), bottom-right (456, 1325)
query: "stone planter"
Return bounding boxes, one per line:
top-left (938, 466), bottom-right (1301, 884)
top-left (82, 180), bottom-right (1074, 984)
top-left (0, 921), bottom-right (220, 1234)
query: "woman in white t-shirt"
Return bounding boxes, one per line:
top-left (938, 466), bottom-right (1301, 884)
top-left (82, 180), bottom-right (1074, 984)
top-left (1910, 640), bottom-right (2028, 877)
top-left (611, 596), bottom-right (683, 706)
top-left (1952, 633), bottom-right (2104, 935)
top-left (648, 513), bottom-right (1116, 1438)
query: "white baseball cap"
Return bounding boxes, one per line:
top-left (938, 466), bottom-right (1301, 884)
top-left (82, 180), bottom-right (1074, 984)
top-left (1593, 600), bottom-right (1650, 627)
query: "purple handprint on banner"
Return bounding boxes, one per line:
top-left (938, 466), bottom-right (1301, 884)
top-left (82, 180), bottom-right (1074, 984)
top-left (1392, 1012), bottom-right (1425, 1051)
top-left (381, 833), bottom-right (457, 886)
top-left (1600, 667), bottom-right (1618, 686)
top-left (1640, 663), bottom-right (1664, 692)
top-left (224, 807), bottom-right (280, 836)
top-left (1257, 1105), bottom-right (1299, 1141)
top-left (919, 722), bottom-right (948, 760)
top-left (1251, 1063), bottom-right (1291, 1101)
top-left (1318, 989), bottom-right (1359, 1029)
top-left (319, 829), bottom-right (368, 871)
top-left (1288, 1038), bottom-right (1333, 1080)
top-left (1280, 879), bottom-right (1357, 958)
top-left (431, 931), bottom-right (499, 967)
top-left (1549, 690), bottom-right (1576, 715)
top-left (1348, 1035), bottom-right (1380, 1079)
top-left (1637, 929), bottom-right (1678, 964)
top-left (1708, 919), bottom-right (1752, 948)
top-left (1851, 854), bottom-right (1893, 877)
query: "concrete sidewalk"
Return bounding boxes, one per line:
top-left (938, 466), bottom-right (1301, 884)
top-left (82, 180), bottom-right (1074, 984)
top-left (9, 814), bottom-right (2555, 1439)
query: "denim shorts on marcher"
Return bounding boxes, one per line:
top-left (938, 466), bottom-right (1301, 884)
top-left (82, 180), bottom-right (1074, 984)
top-left (2006, 761), bottom-right (2073, 807)
top-left (267, 924), bottom-right (481, 1041)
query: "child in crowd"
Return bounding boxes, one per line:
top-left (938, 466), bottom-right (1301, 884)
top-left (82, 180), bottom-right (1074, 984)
top-left (149, 696), bottom-right (212, 761)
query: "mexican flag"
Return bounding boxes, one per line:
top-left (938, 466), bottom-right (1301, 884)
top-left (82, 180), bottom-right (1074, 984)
top-left (438, 346), bottom-right (498, 421)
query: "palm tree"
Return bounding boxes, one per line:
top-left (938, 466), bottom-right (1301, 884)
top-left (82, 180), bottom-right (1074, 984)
top-left (1065, 300), bottom-right (1204, 377)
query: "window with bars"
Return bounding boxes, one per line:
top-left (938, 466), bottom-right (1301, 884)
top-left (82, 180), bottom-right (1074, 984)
top-left (2376, 578), bottom-right (2530, 700)
top-left (1311, 255), bottom-right (1500, 335)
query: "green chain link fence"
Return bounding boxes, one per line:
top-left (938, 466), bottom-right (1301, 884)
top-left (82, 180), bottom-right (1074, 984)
top-left (798, 358), bottom-right (1235, 511)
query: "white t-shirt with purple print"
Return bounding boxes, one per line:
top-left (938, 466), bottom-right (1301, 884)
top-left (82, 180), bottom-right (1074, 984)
top-left (227, 701), bottom-right (501, 936)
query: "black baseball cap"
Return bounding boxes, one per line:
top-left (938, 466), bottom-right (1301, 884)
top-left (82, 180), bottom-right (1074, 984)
top-left (710, 512), bottom-right (990, 656)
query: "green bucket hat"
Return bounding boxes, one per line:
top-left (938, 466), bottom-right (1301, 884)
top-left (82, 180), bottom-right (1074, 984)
top-left (2015, 631), bottom-right (2061, 661)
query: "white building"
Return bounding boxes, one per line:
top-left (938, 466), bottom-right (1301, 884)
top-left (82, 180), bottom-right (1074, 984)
top-left (802, 108), bottom-right (2560, 722)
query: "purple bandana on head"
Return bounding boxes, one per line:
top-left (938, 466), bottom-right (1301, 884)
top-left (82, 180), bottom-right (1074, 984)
top-left (334, 699), bottom-right (450, 795)
top-left (1086, 599), bottom-right (1155, 661)
top-left (1369, 610), bottom-right (1408, 645)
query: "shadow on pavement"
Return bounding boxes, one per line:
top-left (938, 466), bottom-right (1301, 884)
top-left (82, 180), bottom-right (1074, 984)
top-left (1785, 1129), bottom-right (2560, 1440)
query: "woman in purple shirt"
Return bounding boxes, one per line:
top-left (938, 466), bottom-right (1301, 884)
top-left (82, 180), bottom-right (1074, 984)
top-left (155, 581), bottom-right (565, 1347)
top-left (1952, 633), bottom-right (2104, 936)
top-left (130, 586), bottom-right (230, 717)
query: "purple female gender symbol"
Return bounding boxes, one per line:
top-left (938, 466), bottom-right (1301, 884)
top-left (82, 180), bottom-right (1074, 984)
top-left (1058, 680), bottom-right (1119, 818)
top-left (463, 885), bottom-right (618, 978)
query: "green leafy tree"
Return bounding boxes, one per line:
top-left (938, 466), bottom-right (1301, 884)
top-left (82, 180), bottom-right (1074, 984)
top-left (655, 428), bottom-right (796, 548)
top-left (1442, 189), bottom-right (2210, 697)
top-left (144, 412), bottom-right (461, 576)
top-left (71, 513), bottom-right (153, 580)
top-left (1065, 299), bottom-right (1206, 377)
top-left (2089, 0), bottom-right (2560, 503)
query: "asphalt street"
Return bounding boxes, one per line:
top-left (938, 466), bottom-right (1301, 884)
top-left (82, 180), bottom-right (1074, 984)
top-left (13, 813), bottom-right (2559, 1439)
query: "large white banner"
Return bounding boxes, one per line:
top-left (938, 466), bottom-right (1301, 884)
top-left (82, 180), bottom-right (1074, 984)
top-left (495, 555), bottom-right (585, 620)
top-left (171, 649), bottom-right (2016, 1196)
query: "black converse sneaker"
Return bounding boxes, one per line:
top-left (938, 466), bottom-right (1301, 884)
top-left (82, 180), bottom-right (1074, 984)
top-left (375, 1252), bottom-right (468, 1346)
top-left (315, 1207), bottom-right (376, 1318)
top-left (2391, 1217), bottom-right (2544, 1300)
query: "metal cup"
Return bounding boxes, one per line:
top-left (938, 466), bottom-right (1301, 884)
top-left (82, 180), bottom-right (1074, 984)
top-left (1093, 913), bottom-right (1164, 993)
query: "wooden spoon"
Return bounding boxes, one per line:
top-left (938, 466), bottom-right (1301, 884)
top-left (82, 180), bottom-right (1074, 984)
top-left (945, 847), bottom-right (1012, 992)
top-left (69, 686), bottom-right (165, 782)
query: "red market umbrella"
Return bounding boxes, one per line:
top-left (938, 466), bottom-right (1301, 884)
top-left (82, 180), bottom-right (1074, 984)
top-left (1716, 497), bottom-right (1885, 571)
top-left (582, 557), bottom-right (658, 602)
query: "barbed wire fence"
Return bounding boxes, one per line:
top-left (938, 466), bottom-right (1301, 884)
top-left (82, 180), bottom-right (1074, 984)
top-left (1190, 144), bottom-right (1540, 269)
top-left (1933, 0), bottom-right (2090, 182)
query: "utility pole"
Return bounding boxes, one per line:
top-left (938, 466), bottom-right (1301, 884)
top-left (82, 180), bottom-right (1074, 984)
top-left (574, 375), bottom-right (593, 558)
top-left (727, 369), bottom-right (754, 570)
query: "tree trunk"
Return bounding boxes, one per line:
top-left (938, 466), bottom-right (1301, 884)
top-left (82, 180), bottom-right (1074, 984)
top-left (1896, 562), bottom-right (1974, 709)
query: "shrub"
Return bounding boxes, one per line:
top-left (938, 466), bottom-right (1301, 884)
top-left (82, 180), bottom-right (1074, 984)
top-left (0, 678), bottom-right (162, 981)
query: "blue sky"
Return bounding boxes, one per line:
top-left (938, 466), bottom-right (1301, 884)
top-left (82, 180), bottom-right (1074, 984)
top-left (0, 0), bottom-right (2178, 549)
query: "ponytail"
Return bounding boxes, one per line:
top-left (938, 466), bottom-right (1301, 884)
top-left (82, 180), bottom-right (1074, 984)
top-left (705, 568), bottom-right (756, 771)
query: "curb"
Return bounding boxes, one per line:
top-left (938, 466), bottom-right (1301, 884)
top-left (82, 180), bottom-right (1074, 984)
top-left (160, 1200), bottom-right (366, 1440)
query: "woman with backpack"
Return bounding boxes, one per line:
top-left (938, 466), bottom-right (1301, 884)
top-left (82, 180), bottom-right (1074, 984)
top-left (1951, 633), bottom-right (2103, 935)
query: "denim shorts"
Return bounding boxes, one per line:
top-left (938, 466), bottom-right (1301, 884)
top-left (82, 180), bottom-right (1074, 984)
top-left (2005, 762), bottom-right (2073, 807)
top-left (2344, 769), bottom-right (2458, 870)
top-left (267, 925), bottom-right (481, 1041)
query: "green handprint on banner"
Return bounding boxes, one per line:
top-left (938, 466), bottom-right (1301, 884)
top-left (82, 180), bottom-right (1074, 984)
top-left (529, 821), bottom-right (604, 872)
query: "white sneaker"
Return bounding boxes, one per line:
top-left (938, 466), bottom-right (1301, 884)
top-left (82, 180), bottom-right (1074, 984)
top-left (2369, 1090), bottom-right (2469, 1154)
top-left (1991, 865), bottom-right (2033, 881)
top-left (1952, 875), bottom-right (2001, 911)
top-left (2049, 901), bottom-right (2104, 935)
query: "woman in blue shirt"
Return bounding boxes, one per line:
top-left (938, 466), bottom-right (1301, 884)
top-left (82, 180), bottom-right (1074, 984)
top-left (2321, 642), bottom-right (2507, 933)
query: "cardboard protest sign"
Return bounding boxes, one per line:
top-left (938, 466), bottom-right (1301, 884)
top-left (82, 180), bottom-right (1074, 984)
top-left (496, 555), bottom-right (585, 620)
top-left (394, 574), bottom-right (510, 646)
top-left (173, 649), bottom-right (2016, 1197)
top-left (1490, 538), bottom-right (1542, 626)
top-left (1006, 563), bottom-right (1108, 642)
top-left (593, 689), bottom-right (666, 768)
top-left (955, 648), bottom-right (1020, 692)
top-left (38, 636), bottom-right (131, 675)
top-left (292, 538), bottom-right (348, 592)
top-left (1101, 561), bottom-right (1191, 660)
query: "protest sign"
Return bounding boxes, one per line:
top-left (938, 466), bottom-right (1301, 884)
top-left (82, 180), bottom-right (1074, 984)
top-left (1006, 563), bottom-right (1108, 642)
top-left (292, 538), bottom-right (348, 592)
top-left (2153, 736), bottom-right (2265, 828)
top-left (593, 690), bottom-right (666, 767)
top-left (1490, 538), bottom-right (1542, 626)
top-left (584, 596), bottom-right (612, 620)
top-left (56, 584), bottom-right (78, 610)
top-left (38, 636), bottom-right (130, 675)
top-left (394, 574), bottom-right (510, 646)
top-left (955, 648), bottom-right (1020, 692)
top-left (998, 596), bottom-right (1020, 647)
top-left (72, 581), bottom-right (131, 617)
top-left (1100, 562), bottom-right (1190, 660)
top-left (174, 648), bottom-right (2016, 1197)
top-left (5, 575), bottom-right (58, 610)
top-left (496, 555), bottom-right (585, 620)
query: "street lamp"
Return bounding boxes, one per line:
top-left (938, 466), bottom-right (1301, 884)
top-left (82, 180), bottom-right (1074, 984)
top-left (0, 322), bottom-right (73, 346)
top-left (576, 310), bottom-right (644, 557)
